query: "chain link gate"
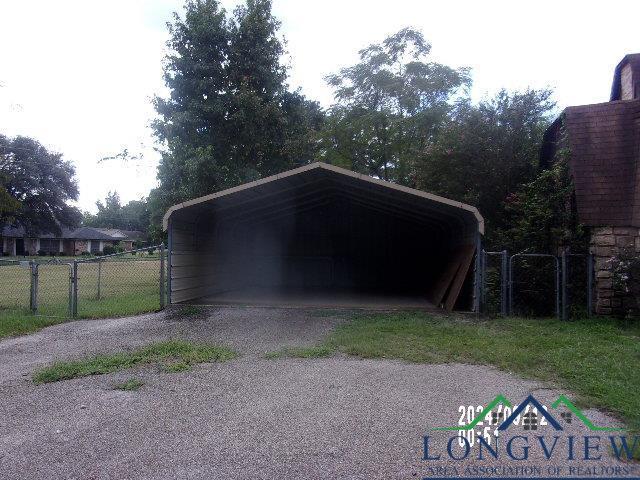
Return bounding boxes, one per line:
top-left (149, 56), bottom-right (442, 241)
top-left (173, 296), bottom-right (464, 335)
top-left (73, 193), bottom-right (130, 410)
top-left (508, 253), bottom-right (560, 318)
top-left (32, 260), bottom-right (73, 317)
top-left (479, 250), bottom-right (508, 316)
top-left (477, 249), bottom-right (594, 319)
top-left (73, 245), bottom-right (166, 318)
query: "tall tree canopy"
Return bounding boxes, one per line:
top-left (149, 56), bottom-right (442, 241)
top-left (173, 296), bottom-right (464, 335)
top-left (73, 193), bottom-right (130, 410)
top-left (83, 192), bottom-right (150, 234)
top-left (414, 89), bottom-right (557, 245)
top-left (0, 135), bottom-right (81, 235)
top-left (149, 8), bottom-right (569, 256)
top-left (152, 0), bottom-right (322, 221)
top-left (317, 28), bottom-right (470, 185)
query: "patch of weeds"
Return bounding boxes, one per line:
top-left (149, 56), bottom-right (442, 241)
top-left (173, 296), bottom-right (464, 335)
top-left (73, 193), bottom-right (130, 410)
top-left (113, 378), bottom-right (144, 391)
top-left (265, 345), bottom-right (335, 359)
top-left (0, 308), bottom-right (67, 339)
top-left (33, 340), bottom-right (237, 384)
top-left (163, 361), bottom-right (191, 373)
top-left (179, 305), bottom-right (204, 317)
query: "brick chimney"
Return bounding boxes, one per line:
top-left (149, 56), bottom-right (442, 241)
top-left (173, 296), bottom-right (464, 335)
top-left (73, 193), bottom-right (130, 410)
top-left (611, 54), bottom-right (640, 101)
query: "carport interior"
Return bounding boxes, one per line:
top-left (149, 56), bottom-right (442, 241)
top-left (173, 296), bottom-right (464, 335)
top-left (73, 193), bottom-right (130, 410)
top-left (167, 164), bottom-right (481, 310)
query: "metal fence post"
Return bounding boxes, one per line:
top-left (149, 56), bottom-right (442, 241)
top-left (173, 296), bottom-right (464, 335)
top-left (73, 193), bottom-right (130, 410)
top-left (72, 261), bottom-right (78, 317)
top-left (30, 262), bottom-right (38, 313)
top-left (159, 243), bottom-right (165, 309)
top-left (500, 250), bottom-right (508, 316)
top-left (554, 256), bottom-right (561, 320)
top-left (587, 253), bottom-right (594, 317)
top-left (97, 260), bottom-right (102, 300)
top-left (561, 251), bottom-right (568, 321)
top-left (480, 250), bottom-right (487, 314)
top-left (508, 255), bottom-right (514, 316)
top-left (67, 263), bottom-right (73, 317)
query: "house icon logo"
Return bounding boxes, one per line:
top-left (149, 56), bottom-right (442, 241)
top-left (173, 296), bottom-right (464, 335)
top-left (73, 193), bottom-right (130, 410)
top-left (433, 393), bottom-right (624, 432)
top-left (498, 394), bottom-right (562, 431)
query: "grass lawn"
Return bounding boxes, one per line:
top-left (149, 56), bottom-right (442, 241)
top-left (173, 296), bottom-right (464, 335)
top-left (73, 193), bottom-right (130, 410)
top-left (271, 312), bottom-right (640, 442)
top-left (33, 340), bottom-right (237, 383)
top-left (0, 308), bottom-right (70, 338)
top-left (0, 258), bottom-right (165, 338)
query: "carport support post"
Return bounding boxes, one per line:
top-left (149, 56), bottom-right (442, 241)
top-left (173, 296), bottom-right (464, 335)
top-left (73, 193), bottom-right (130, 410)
top-left (167, 218), bottom-right (172, 305)
top-left (159, 243), bottom-right (165, 309)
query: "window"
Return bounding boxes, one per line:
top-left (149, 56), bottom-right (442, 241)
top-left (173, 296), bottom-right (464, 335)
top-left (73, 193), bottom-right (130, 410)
top-left (40, 238), bottom-right (58, 254)
top-left (90, 241), bottom-right (101, 254)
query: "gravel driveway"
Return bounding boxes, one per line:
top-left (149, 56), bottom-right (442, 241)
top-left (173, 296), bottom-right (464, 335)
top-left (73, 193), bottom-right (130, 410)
top-left (0, 307), bottom-right (634, 479)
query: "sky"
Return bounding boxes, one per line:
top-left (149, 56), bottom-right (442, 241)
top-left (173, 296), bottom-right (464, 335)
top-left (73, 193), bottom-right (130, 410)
top-left (1, 0), bottom-right (639, 212)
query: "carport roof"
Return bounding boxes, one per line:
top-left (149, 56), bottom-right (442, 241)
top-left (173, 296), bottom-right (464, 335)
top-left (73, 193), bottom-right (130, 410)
top-left (162, 162), bottom-right (484, 235)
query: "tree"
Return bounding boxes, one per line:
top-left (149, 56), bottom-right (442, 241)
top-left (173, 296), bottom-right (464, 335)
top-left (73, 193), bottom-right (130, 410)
top-left (152, 0), bottom-right (322, 223)
top-left (415, 89), bottom-right (556, 244)
top-left (318, 28), bottom-right (470, 185)
top-left (84, 192), bottom-right (151, 234)
top-left (498, 158), bottom-right (586, 254)
top-left (0, 134), bottom-right (81, 235)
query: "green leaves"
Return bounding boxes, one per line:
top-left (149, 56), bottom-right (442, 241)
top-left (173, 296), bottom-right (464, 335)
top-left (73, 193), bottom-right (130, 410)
top-left (33, 340), bottom-right (238, 384)
top-left (415, 88), bottom-right (557, 246)
top-left (0, 134), bottom-right (81, 235)
top-left (152, 0), bottom-right (321, 217)
top-left (318, 28), bottom-right (469, 184)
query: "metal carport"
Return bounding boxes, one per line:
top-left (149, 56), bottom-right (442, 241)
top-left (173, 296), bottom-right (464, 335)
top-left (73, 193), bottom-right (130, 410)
top-left (162, 162), bottom-right (484, 311)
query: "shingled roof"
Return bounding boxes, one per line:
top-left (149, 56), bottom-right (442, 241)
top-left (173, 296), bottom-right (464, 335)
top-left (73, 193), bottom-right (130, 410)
top-left (1, 225), bottom-right (143, 241)
top-left (541, 55), bottom-right (640, 228)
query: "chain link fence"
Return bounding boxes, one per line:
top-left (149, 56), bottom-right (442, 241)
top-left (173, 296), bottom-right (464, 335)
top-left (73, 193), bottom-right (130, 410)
top-left (0, 259), bottom-right (32, 313)
top-left (75, 247), bottom-right (166, 318)
top-left (0, 245), bottom-right (167, 320)
top-left (3, 243), bottom-right (592, 321)
top-left (478, 249), bottom-right (594, 319)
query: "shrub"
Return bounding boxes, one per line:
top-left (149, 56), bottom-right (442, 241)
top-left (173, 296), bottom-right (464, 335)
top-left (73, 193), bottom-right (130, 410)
top-left (103, 245), bottom-right (125, 256)
top-left (609, 248), bottom-right (640, 317)
top-left (37, 250), bottom-right (47, 256)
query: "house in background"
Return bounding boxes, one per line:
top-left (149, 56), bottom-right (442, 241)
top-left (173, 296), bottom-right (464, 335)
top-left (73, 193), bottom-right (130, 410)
top-left (541, 53), bottom-right (640, 315)
top-left (0, 226), bottom-right (144, 256)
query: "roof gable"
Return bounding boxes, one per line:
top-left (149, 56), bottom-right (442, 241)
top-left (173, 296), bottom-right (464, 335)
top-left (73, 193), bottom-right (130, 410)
top-left (162, 162), bottom-right (484, 234)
